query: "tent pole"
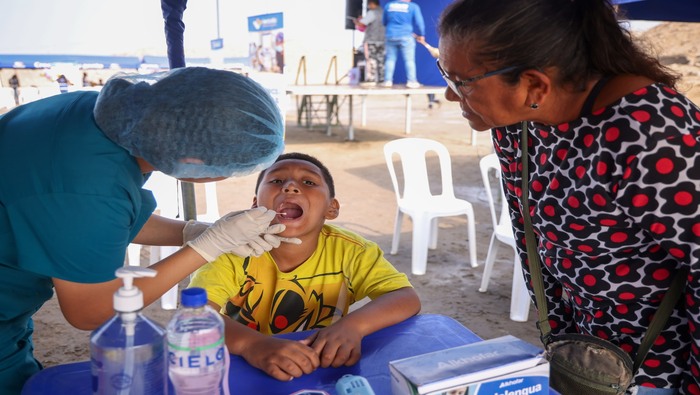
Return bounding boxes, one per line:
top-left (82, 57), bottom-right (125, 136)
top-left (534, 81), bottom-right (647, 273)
top-left (161, 0), bottom-right (197, 221)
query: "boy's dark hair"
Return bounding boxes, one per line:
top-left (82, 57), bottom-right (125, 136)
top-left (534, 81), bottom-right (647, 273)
top-left (368, 0), bottom-right (380, 5)
top-left (255, 152), bottom-right (336, 197)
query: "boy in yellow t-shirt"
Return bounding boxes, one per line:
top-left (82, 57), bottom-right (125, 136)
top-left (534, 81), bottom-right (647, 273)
top-left (189, 152), bottom-right (421, 381)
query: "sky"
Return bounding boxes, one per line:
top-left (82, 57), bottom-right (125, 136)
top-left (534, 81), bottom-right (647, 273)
top-left (1, 0), bottom-right (662, 58)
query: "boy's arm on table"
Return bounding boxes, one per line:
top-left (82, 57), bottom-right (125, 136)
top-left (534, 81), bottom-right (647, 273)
top-left (303, 287), bottom-right (421, 368)
top-left (209, 301), bottom-right (320, 382)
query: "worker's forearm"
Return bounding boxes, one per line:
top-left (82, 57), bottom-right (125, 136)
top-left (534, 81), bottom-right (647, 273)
top-left (132, 214), bottom-right (186, 246)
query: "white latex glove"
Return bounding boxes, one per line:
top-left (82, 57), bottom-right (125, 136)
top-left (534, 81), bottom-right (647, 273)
top-left (187, 207), bottom-right (301, 261)
top-left (182, 220), bottom-right (212, 244)
top-left (261, 223), bottom-right (303, 249)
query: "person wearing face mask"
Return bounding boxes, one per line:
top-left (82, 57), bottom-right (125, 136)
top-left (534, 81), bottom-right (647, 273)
top-left (0, 66), bottom-right (299, 394)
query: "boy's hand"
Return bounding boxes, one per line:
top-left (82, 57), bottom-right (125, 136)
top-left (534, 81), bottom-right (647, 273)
top-left (241, 336), bottom-right (320, 381)
top-left (302, 322), bottom-right (363, 368)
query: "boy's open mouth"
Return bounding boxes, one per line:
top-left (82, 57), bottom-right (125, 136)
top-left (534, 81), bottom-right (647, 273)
top-left (277, 203), bottom-right (303, 219)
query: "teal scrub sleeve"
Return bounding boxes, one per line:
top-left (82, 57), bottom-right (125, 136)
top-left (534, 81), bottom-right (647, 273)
top-left (8, 189), bottom-right (154, 283)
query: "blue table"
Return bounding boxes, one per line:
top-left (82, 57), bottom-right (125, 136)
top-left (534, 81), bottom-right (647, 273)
top-left (22, 314), bottom-right (558, 395)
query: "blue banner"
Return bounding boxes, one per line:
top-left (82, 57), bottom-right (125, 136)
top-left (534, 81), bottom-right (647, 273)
top-left (247, 13), bottom-right (284, 32)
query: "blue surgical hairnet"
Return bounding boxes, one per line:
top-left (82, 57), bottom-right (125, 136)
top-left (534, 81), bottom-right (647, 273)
top-left (93, 67), bottom-right (284, 179)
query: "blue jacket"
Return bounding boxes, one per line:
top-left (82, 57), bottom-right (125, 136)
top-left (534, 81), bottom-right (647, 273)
top-left (383, 1), bottom-right (425, 39)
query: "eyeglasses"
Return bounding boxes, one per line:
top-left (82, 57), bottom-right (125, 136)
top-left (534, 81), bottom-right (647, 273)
top-left (436, 59), bottom-right (521, 99)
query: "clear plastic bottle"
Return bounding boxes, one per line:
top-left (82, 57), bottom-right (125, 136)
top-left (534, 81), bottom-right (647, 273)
top-left (167, 287), bottom-right (227, 395)
top-left (90, 267), bottom-right (168, 395)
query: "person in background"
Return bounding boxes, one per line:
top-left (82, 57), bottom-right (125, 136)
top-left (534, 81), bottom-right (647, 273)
top-left (438, 0), bottom-right (699, 393)
top-left (382, 0), bottom-right (425, 88)
top-left (427, 93), bottom-right (441, 109)
top-left (256, 44), bottom-right (277, 73)
top-left (249, 42), bottom-right (260, 71)
top-left (353, 0), bottom-right (385, 85)
top-left (274, 32), bottom-right (285, 74)
top-left (189, 152), bottom-right (421, 381)
top-left (56, 74), bottom-right (72, 93)
top-left (82, 72), bottom-right (93, 87)
top-left (9, 73), bottom-right (20, 105)
top-left (0, 66), bottom-right (296, 394)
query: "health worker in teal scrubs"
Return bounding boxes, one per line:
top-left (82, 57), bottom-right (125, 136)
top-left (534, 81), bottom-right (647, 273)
top-left (0, 67), bottom-right (298, 394)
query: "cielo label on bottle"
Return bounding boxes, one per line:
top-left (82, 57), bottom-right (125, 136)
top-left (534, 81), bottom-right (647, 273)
top-left (168, 336), bottom-right (225, 371)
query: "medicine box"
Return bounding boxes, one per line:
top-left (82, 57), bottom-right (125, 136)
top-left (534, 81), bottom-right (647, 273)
top-left (389, 335), bottom-right (550, 395)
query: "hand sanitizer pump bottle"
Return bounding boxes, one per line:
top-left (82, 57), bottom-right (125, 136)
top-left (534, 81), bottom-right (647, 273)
top-left (90, 267), bottom-right (168, 394)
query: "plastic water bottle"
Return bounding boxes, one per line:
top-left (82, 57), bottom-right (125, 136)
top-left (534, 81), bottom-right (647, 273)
top-left (167, 287), bottom-right (227, 395)
top-left (90, 267), bottom-right (168, 395)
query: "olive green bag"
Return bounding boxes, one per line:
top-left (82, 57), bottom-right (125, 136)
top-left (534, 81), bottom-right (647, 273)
top-left (519, 121), bottom-right (686, 395)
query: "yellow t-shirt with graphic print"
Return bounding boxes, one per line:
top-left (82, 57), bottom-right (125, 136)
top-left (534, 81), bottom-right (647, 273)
top-left (189, 224), bottom-right (412, 335)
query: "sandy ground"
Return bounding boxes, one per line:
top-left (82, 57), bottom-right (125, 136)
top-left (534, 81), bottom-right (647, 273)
top-left (27, 20), bottom-right (700, 373)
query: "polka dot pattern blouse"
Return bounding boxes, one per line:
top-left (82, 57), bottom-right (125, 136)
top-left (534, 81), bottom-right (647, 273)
top-left (493, 83), bottom-right (700, 392)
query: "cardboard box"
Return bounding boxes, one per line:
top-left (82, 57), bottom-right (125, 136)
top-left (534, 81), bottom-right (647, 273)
top-left (389, 335), bottom-right (549, 395)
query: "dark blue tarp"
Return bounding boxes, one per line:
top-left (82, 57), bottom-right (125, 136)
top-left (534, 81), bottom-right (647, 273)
top-left (614, 0), bottom-right (700, 22)
top-left (161, 0), bottom-right (187, 69)
top-left (408, 0), bottom-right (700, 87)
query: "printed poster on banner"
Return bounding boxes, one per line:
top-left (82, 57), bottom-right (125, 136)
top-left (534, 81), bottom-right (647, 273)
top-left (248, 12), bottom-right (284, 75)
top-left (247, 12), bottom-right (286, 129)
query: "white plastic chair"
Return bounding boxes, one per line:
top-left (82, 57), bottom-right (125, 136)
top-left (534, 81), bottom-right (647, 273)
top-left (17, 87), bottom-right (40, 105)
top-left (127, 172), bottom-right (182, 310)
top-left (0, 87), bottom-right (16, 110)
top-left (37, 84), bottom-right (62, 99)
top-left (479, 153), bottom-right (531, 322)
top-left (383, 138), bottom-right (478, 275)
top-left (197, 183), bottom-right (221, 223)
